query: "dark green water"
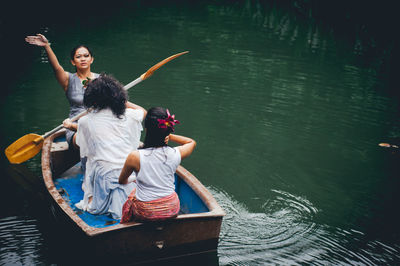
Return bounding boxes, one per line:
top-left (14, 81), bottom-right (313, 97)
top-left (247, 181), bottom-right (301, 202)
top-left (1, 1), bottom-right (400, 265)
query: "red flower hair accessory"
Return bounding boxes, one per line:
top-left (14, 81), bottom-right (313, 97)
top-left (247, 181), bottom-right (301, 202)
top-left (157, 109), bottom-right (180, 132)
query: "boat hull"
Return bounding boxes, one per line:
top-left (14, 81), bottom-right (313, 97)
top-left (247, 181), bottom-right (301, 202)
top-left (41, 130), bottom-right (225, 261)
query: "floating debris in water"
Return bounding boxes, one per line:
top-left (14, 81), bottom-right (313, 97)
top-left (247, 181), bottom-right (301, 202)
top-left (379, 143), bottom-right (399, 148)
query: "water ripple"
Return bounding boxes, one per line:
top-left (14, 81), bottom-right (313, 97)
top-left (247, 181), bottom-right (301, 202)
top-left (209, 187), bottom-right (318, 265)
top-left (210, 187), bottom-right (400, 265)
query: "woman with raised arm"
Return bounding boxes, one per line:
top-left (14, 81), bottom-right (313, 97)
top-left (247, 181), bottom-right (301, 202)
top-left (119, 107), bottom-right (196, 223)
top-left (63, 74), bottom-right (146, 220)
top-left (25, 34), bottom-right (139, 147)
top-left (25, 34), bottom-right (99, 146)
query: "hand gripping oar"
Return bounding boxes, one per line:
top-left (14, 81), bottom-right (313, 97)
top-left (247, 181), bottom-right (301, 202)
top-left (5, 51), bottom-right (189, 164)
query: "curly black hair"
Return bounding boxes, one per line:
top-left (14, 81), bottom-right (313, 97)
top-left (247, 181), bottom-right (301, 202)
top-left (83, 73), bottom-right (127, 118)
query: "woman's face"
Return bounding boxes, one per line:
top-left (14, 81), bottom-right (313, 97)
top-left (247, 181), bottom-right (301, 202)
top-left (71, 47), bottom-right (94, 70)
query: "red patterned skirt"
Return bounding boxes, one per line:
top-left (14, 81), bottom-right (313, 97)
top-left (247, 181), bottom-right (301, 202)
top-left (120, 188), bottom-right (180, 223)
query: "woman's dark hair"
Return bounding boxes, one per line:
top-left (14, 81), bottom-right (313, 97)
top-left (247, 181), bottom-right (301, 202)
top-left (70, 45), bottom-right (93, 60)
top-left (83, 74), bottom-right (127, 118)
top-left (143, 107), bottom-right (174, 148)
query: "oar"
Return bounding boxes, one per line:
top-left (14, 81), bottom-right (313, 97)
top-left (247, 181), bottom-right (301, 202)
top-left (5, 51), bottom-right (189, 164)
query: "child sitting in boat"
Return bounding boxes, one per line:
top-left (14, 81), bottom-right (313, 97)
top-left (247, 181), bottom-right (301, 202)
top-left (64, 74), bottom-right (146, 220)
top-left (119, 107), bottom-right (196, 223)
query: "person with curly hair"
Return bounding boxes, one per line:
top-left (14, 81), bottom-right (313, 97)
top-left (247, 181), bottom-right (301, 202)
top-left (118, 107), bottom-right (196, 223)
top-left (64, 74), bottom-right (146, 219)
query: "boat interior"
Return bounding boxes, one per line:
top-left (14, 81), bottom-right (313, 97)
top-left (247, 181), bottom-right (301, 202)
top-left (54, 162), bottom-right (210, 228)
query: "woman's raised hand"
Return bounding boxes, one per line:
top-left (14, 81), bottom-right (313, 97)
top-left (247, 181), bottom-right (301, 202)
top-left (25, 34), bottom-right (49, 47)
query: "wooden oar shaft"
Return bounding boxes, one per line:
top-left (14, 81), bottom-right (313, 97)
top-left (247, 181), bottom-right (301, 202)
top-left (5, 51), bottom-right (189, 164)
top-left (124, 76), bottom-right (143, 90)
top-left (44, 51), bottom-right (188, 137)
top-left (42, 111), bottom-right (88, 139)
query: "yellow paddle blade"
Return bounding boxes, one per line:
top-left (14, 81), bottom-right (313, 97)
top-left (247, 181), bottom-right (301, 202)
top-left (5, 133), bottom-right (44, 164)
top-left (141, 51), bottom-right (189, 80)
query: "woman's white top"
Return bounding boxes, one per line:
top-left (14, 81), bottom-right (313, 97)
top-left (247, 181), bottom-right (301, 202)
top-left (135, 147), bottom-right (181, 202)
top-left (74, 108), bottom-right (144, 219)
top-left (76, 108), bottom-right (144, 171)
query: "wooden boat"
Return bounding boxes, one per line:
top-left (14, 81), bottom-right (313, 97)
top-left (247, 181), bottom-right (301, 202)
top-left (41, 130), bottom-right (225, 262)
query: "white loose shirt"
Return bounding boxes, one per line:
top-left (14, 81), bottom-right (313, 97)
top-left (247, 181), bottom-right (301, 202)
top-left (76, 108), bottom-right (144, 171)
top-left (74, 108), bottom-right (143, 218)
top-left (135, 147), bottom-right (181, 202)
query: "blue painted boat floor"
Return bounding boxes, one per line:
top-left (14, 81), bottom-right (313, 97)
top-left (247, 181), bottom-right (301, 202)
top-left (55, 164), bottom-right (119, 228)
top-left (54, 163), bottom-right (210, 229)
